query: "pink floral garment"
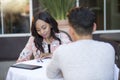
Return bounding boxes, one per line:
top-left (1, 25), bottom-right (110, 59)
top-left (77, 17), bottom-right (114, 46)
top-left (17, 32), bottom-right (71, 61)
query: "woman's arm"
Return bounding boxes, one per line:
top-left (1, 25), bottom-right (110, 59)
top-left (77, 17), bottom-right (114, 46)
top-left (16, 36), bottom-right (34, 63)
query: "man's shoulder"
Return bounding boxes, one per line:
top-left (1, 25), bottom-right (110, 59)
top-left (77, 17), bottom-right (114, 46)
top-left (95, 40), bottom-right (113, 47)
top-left (94, 40), bottom-right (115, 51)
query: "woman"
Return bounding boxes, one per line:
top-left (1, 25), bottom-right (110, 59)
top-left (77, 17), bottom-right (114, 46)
top-left (17, 11), bottom-right (71, 62)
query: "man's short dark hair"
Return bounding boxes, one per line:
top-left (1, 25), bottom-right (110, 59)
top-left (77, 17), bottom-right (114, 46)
top-left (67, 7), bottom-right (96, 35)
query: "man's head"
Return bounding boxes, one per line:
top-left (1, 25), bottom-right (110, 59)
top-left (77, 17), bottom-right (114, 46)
top-left (67, 7), bottom-right (96, 41)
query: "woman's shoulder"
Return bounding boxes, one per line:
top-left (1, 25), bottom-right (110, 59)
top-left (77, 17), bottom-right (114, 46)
top-left (56, 31), bottom-right (69, 37)
top-left (28, 36), bottom-right (35, 42)
top-left (56, 31), bottom-right (72, 41)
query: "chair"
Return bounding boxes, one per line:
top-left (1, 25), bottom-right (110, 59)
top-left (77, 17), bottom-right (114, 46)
top-left (60, 30), bottom-right (72, 41)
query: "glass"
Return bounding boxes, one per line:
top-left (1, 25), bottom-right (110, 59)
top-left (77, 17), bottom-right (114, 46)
top-left (106, 0), bottom-right (120, 30)
top-left (0, 12), bottom-right (1, 34)
top-left (32, 0), bottom-right (104, 30)
top-left (79, 0), bottom-right (104, 30)
top-left (1, 0), bottom-right (30, 34)
top-left (0, 0), bottom-right (120, 33)
top-left (3, 13), bottom-right (30, 33)
top-left (32, 0), bottom-right (120, 31)
top-left (118, 0), bottom-right (120, 13)
top-left (79, 0), bottom-right (120, 30)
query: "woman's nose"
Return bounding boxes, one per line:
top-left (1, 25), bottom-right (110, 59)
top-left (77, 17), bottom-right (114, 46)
top-left (40, 29), bottom-right (45, 34)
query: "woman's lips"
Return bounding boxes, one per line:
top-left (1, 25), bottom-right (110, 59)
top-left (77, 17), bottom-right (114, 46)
top-left (42, 33), bottom-right (47, 38)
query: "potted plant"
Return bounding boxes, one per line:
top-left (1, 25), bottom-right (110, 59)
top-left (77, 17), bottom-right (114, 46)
top-left (39, 0), bottom-right (75, 31)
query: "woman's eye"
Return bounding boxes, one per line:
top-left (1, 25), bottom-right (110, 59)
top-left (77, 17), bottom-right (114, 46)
top-left (43, 26), bottom-right (47, 29)
top-left (36, 29), bottom-right (40, 32)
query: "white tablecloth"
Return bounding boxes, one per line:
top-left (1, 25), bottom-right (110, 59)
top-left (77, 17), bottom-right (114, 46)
top-left (6, 59), bottom-right (63, 80)
top-left (114, 64), bottom-right (119, 80)
top-left (6, 59), bottom-right (119, 80)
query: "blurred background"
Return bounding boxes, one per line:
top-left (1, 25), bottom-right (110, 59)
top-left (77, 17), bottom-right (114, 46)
top-left (0, 0), bottom-right (120, 34)
top-left (0, 0), bottom-right (120, 80)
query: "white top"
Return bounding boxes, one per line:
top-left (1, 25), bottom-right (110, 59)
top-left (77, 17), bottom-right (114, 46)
top-left (47, 40), bottom-right (115, 80)
top-left (18, 32), bottom-right (71, 61)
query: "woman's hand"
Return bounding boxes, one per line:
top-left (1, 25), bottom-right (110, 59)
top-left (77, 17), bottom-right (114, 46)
top-left (40, 53), bottom-right (52, 59)
top-left (16, 56), bottom-right (30, 63)
top-left (16, 58), bottom-right (28, 63)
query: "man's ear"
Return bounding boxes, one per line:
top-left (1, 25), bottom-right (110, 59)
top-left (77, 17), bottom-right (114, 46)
top-left (93, 23), bottom-right (97, 32)
top-left (69, 26), bottom-right (74, 36)
top-left (69, 26), bottom-right (76, 41)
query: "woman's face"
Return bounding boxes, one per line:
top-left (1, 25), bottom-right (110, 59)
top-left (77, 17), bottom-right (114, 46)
top-left (35, 19), bottom-right (51, 39)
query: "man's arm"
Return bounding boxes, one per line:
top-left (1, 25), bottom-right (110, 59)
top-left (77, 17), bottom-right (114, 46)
top-left (46, 49), bottom-right (63, 79)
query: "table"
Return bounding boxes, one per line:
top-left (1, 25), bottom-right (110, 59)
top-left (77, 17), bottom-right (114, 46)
top-left (6, 59), bottom-right (63, 80)
top-left (6, 59), bottom-right (119, 80)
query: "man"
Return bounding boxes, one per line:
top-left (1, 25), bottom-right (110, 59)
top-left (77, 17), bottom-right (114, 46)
top-left (46, 7), bottom-right (115, 80)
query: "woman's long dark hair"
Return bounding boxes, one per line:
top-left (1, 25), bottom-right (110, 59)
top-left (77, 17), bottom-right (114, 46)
top-left (31, 11), bottom-right (61, 53)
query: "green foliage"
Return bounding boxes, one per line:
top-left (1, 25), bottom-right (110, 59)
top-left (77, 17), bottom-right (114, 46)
top-left (39, 0), bottom-right (75, 20)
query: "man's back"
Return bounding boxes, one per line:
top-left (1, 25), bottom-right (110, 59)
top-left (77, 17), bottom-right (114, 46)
top-left (46, 7), bottom-right (115, 80)
top-left (55, 40), bottom-right (115, 80)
